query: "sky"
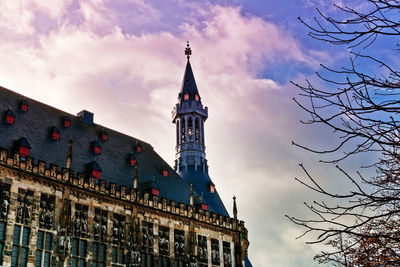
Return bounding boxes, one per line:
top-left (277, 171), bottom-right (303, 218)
top-left (0, 0), bottom-right (388, 266)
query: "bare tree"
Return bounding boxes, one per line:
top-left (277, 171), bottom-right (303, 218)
top-left (287, 1), bottom-right (400, 266)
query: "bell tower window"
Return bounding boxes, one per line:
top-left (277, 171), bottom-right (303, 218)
top-left (184, 93), bottom-right (189, 100)
top-left (195, 94), bottom-right (199, 101)
top-left (188, 117), bottom-right (193, 137)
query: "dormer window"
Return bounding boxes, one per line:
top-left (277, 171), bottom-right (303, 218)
top-left (162, 169), bottom-right (168, 177)
top-left (136, 143), bottom-right (142, 153)
top-left (63, 116), bottom-right (71, 128)
top-left (51, 126), bottom-right (60, 141)
top-left (152, 188), bottom-right (160, 196)
top-left (20, 101), bottom-right (28, 112)
top-left (129, 153), bottom-right (136, 166)
top-left (5, 109), bottom-right (15, 125)
top-left (201, 204), bottom-right (208, 211)
top-left (101, 130), bottom-right (108, 141)
top-left (184, 93), bottom-right (189, 100)
top-left (208, 182), bottom-right (215, 193)
top-left (16, 137), bottom-right (31, 157)
top-left (88, 161), bottom-right (102, 180)
top-left (92, 141), bottom-right (101, 154)
top-left (143, 180), bottom-right (159, 196)
top-left (195, 94), bottom-right (199, 101)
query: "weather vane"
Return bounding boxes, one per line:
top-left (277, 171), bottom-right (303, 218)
top-left (185, 41), bottom-right (192, 59)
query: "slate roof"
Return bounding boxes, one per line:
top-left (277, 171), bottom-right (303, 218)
top-left (0, 86), bottom-right (200, 207)
top-left (181, 166), bottom-right (229, 217)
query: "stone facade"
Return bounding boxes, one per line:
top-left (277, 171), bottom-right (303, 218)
top-left (0, 147), bottom-right (249, 266)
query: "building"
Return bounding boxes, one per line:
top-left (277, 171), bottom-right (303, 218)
top-left (0, 43), bottom-right (251, 267)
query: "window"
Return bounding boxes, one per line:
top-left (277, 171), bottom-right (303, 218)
top-left (11, 225), bottom-right (30, 267)
top-left (35, 230), bottom-right (52, 267)
top-left (16, 137), bottom-right (31, 158)
top-left (223, 241), bottom-right (232, 267)
top-left (211, 239), bottom-right (220, 265)
top-left (92, 242), bottom-right (106, 267)
top-left (0, 222), bottom-right (6, 263)
top-left (197, 235), bottom-right (208, 266)
top-left (20, 101), bottom-right (28, 112)
top-left (51, 127), bottom-right (60, 141)
top-left (111, 246), bottom-right (125, 266)
top-left (162, 169), bottom-right (168, 177)
top-left (195, 94), bottom-right (199, 101)
top-left (101, 130), bottom-right (108, 141)
top-left (136, 144), bottom-right (142, 153)
top-left (184, 93), bottom-right (189, 100)
top-left (129, 154), bottom-right (136, 166)
top-left (92, 170), bottom-right (101, 180)
top-left (71, 238), bottom-right (87, 267)
top-left (151, 188), bottom-right (159, 196)
top-left (5, 109), bottom-right (15, 125)
top-left (19, 147), bottom-right (29, 157)
top-left (92, 141), bottom-right (101, 154)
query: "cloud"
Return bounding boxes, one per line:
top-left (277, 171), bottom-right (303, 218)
top-left (0, 1), bottom-right (341, 266)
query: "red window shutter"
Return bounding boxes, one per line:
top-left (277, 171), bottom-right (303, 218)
top-left (92, 170), bottom-right (101, 179)
top-left (19, 147), bottom-right (29, 157)
top-left (101, 134), bottom-right (108, 141)
top-left (136, 146), bottom-right (141, 153)
top-left (201, 204), bottom-right (208, 211)
top-left (195, 95), bottom-right (199, 101)
top-left (21, 104), bottom-right (28, 112)
top-left (152, 188), bottom-right (159, 196)
top-left (130, 159), bottom-right (136, 166)
top-left (52, 132), bottom-right (60, 140)
top-left (64, 120), bottom-right (70, 127)
top-left (184, 93), bottom-right (189, 100)
top-left (94, 146), bottom-right (101, 154)
top-left (162, 170), bottom-right (168, 177)
top-left (210, 185), bottom-right (215, 193)
top-left (6, 115), bottom-right (14, 125)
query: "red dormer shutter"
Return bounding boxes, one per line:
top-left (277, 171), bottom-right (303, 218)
top-left (201, 204), bottom-right (208, 211)
top-left (152, 188), bottom-right (159, 196)
top-left (94, 146), bottom-right (101, 154)
top-left (52, 131), bottom-right (60, 140)
top-left (64, 120), bottom-right (70, 128)
top-left (19, 147), bottom-right (29, 157)
top-left (195, 94), bottom-right (199, 101)
top-left (6, 115), bottom-right (14, 125)
top-left (92, 169), bottom-right (101, 180)
top-left (21, 104), bottom-right (28, 112)
top-left (130, 158), bottom-right (136, 166)
top-left (101, 133), bottom-right (108, 141)
top-left (184, 93), bottom-right (189, 100)
top-left (162, 170), bottom-right (168, 177)
top-left (136, 145), bottom-right (142, 153)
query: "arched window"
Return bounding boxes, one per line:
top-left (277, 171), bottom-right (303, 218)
top-left (181, 118), bottom-right (186, 143)
top-left (195, 118), bottom-right (199, 142)
top-left (188, 117), bottom-right (193, 137)
top-left (176, 120), bottom-right (180, 145)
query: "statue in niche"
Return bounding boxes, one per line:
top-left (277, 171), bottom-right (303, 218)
top-left (101, 224), bottom-right (107, 242)
top-left (39, 210), bottom-right (46, 228)
top-left (81, 219), bottom-right (88, 237)
top-left (1, 198), bottom-right (9, 219)
top-left (94, 221), bottom-right (100, 239)
top-left (74, 217), bottom-right (81, 236)
top-left (46, 212), bottom-right (54, 229)
top-left (113, 224), bottom-right (119, 243)
top-left (17, 204), bottom-right (23, 222)
top-left (120, 227), bottom-right (126, 244)
top-left (24, 205), bottom-right (31, 224)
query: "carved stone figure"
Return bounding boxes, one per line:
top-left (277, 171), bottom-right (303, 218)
top-left (17, 204), bottom-right (23, 222)
top-left (74, 217), bottom-right (81, 235)
top-left (24, 205), bottom-right (31, 224)
top-left (1, 198), bottom-right (9, 219)
top-left (46, 212), bottom-right (54, 229)
top-left (94, 222), bottom-right (100, 239)
top-left (81, 219), bottom-right (88, 236)
top-left (101, 224), bottom-right (107, 242)
top-left (113, 226), bottom-right (119, 243)
top-left (39, 210), bottom-right (46, 228)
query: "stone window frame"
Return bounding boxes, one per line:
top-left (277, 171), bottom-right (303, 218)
top-left (11, 224), bottom-right (31, 267)
top-left (35, 229), bottom-right (53, 267)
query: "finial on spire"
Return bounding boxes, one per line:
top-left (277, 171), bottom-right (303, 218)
top-left (185, 41), bottom-right (192, 60)
top-left (233, 195), bottom-right (238, 220)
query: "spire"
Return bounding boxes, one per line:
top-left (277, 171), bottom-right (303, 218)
top-left (233, 195), bottom-right (238, 220)
top-left (133, 164), bottom-right (138, 189)
top-left (180, 42), bottom-right (200, 103)
top-left (66, 140), bottom-right (73, 169)
top-left (190, 180), bottom-right (194, 206)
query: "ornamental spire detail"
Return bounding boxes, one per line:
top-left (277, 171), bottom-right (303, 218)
top-left (185, 41), bottom-right (192, 60)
